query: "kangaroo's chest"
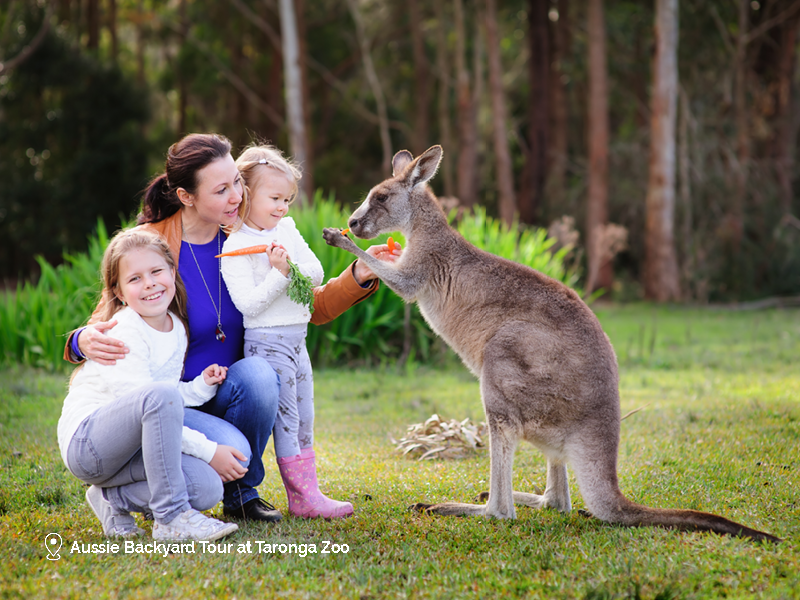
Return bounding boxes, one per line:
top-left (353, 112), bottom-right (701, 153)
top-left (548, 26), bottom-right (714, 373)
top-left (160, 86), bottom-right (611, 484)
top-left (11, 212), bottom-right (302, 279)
top-left (416, 290), bottom-right (485, 375)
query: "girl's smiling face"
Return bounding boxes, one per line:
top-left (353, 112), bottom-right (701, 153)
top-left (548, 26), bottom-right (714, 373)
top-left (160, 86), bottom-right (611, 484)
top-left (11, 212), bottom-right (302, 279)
top-left (115, 248), bottom-right (176, 331)
top-left (245, 168), bottom-right (294, 231)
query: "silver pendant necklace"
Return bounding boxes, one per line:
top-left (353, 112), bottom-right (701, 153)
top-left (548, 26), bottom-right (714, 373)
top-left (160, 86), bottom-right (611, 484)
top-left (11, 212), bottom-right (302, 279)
top-left (184, 225), bottom-right (226, 342)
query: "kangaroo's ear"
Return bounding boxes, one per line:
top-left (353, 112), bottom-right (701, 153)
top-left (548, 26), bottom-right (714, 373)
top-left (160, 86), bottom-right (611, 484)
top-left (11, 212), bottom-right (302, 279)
top-left (408, 145), bottom-right (443, 188)
top-left (392, 150), bottom-right (414, 176)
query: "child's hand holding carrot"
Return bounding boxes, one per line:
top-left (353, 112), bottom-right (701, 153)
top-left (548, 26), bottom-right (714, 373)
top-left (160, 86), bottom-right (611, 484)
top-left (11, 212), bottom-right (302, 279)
top-left (202, 364), bottom-right (228, 386)
top-left (266, 243), bottom-right (291, 277)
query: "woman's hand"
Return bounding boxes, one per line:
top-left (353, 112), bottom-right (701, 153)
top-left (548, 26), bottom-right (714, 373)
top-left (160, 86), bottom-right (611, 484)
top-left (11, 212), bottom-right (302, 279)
top-left (202, 364), bottom-right (228, 386)
top-left (209, 445), bottom-right (249, 482)
top-left (353, 241), bottom-right (402, 285)
top-left (77, 321), bottom-right (129, 365)
top-left (266, 243), bottom-right (291, 277)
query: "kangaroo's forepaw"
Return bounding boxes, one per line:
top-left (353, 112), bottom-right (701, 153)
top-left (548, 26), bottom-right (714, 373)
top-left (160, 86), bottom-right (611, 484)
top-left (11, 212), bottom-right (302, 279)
top-left (408, 502), bottom-right (434, 513)
top-left (322, 228), bottom-right (357, 252)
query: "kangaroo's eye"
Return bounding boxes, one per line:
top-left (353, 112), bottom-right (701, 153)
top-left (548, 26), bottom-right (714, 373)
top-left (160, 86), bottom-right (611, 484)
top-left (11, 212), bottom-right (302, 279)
top-left (373, 193), bottom-right (387, 203)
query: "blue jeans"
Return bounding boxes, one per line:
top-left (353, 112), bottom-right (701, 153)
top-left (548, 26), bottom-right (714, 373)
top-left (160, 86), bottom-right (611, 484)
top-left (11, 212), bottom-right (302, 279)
top-left (186, 356), bottom-right (280, 510)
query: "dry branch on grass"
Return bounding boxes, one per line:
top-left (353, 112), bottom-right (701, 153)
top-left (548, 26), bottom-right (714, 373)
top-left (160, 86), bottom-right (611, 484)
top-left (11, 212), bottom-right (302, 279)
top-left (391, 413), bottom-right (489, 460)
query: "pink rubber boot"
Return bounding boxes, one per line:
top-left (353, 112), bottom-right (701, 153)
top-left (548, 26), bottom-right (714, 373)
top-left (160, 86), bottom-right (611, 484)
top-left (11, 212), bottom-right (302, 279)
top-left (277, 448), bottom-right (353, 519)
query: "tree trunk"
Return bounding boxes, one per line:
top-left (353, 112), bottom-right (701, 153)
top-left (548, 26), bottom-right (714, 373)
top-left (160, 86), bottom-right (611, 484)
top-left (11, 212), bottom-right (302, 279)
top-left (484, 0), bottom-right (515, 224)
top-left (177, 0), bottom-right (188, 135)
top-left (347, 0), bottom-right (393, 178)
top-left (520, 0), bottom-right (549, 225)
top-left (546, 0), bottom-right (570, 222)
top-left (87, 0), bottom-right (99, 49)
top-left (643, 0), bottom-right (681, 302)
top-left (295, 0), bottom-right (314, 201)
top-left (454, 0), bottom-right (478, 209)
top-left (409, 0), bottom-right (431, 155)
top-left (434, 2), bottom-right (454, 197)
top-left (586, 0), bottom-right (612, 293)
top-left (773, 12), bottom-right (799, 216)
top-left (108, 0), bottom-right (118, 61)
top-left (678, 86), bottom-right (693, 299)
top-left (279, 0), bottom-right (309, 205)
top-left (135, 0), bottom-right (145, 85)
top-left (730, 0), bottom-right (749, 251)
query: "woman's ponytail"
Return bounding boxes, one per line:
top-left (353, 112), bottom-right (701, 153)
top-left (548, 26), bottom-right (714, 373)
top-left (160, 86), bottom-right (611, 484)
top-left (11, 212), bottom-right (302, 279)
top-left (138, 173), bottom-right (180, 224)
top-left (137, 133), bottom-right (233, 225)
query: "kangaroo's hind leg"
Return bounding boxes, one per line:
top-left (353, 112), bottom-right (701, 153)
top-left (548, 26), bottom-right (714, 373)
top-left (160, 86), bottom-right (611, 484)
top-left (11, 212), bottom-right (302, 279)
top-left (411, 415), bottom-right (519, 518)
top-left (510, 458), bottom-right (571, 512)
top-left (411, 379), bottom-right (521, 519)
top-left (478, 458), bottom-right (572, 513)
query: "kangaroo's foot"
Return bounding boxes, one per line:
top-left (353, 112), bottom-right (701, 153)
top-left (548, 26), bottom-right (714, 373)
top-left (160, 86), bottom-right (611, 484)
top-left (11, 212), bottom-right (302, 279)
top-left (410, 501), bottom-right (514, 518)
top-left (477, 488), bottom-right (571, 511)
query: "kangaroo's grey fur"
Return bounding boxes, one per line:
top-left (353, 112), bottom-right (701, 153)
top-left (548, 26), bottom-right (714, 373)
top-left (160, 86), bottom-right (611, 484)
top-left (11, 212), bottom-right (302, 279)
top-left (322, 145), bottom-right (779, 543)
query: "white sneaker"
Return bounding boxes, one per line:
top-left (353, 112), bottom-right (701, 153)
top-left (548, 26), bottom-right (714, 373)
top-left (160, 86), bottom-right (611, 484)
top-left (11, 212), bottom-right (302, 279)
top-left (152, 509), bottom-right (238, 541)
top-left (85, 485), bottom-right (145, 538)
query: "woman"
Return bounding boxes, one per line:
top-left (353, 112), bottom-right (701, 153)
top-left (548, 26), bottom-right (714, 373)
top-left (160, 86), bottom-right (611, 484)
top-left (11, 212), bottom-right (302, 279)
top-left (64, 133), bottom-right (393, 522)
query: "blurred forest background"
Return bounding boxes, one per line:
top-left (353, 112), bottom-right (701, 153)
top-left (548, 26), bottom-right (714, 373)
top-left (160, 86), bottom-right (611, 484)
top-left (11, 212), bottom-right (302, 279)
top-left (2, 0), bottom-right (800, 302)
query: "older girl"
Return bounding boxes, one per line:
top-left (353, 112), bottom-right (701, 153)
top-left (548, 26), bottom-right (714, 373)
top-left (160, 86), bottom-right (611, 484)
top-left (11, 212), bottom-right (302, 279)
top-left (59, 229), bottom-right (242, 540)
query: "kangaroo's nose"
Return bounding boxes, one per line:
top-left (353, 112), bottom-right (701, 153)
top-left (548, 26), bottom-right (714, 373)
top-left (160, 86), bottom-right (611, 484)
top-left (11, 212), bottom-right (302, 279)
top-left (348, 218), bottom-right (359, 230)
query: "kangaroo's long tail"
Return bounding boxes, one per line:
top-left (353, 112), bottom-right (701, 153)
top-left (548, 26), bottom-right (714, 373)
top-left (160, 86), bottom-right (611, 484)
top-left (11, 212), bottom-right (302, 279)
top-left (572, 453), bottom-right (780, 543)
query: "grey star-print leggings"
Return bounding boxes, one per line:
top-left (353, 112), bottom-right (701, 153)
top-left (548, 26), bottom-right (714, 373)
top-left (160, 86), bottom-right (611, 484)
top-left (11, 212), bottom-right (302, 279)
top-left (244, 324), bottom-right (314, 458)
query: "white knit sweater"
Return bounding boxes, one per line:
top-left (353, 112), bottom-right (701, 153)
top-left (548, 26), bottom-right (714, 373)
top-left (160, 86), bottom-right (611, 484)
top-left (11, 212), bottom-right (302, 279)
top-left (220, 219), bottom-right (324, 329)
top-left (57, 308), bottom-right (218, 467)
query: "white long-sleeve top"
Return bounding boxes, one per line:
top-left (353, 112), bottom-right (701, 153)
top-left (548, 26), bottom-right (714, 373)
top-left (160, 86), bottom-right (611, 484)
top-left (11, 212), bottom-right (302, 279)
top-left (220, 219), bottom-right (324, 329)
top-left (57, 307), bottom-right (218, 467)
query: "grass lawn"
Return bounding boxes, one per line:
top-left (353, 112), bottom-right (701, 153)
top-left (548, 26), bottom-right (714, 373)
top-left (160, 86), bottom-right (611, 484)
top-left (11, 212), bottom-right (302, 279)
top-left (1, 304), bottom-right (798, 599)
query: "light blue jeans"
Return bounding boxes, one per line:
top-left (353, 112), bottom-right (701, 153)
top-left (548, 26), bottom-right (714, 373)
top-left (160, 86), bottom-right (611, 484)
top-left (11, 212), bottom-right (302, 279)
top-left (66, 382), bottom-right (241, 524)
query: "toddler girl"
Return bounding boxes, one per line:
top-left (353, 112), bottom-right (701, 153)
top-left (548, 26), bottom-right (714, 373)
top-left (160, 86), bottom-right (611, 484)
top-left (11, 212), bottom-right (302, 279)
top-left (58, 229), bottom-right (247, 539)
top-left (220, 144), bottom-right (352, 518)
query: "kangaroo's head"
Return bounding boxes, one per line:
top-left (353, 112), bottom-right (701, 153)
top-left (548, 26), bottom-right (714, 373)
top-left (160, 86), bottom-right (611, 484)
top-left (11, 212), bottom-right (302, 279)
top-left (347, 145), bottom-right (443, 239)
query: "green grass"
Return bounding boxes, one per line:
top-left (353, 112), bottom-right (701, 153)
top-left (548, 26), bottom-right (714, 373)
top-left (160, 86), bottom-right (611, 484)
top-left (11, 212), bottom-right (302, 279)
top-left (1, 305), bottom-right (799, 599)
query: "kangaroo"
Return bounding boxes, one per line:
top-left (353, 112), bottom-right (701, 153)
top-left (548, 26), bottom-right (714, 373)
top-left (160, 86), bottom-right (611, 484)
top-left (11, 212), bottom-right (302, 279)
top-left (322, 145), bottom-right (780, 543)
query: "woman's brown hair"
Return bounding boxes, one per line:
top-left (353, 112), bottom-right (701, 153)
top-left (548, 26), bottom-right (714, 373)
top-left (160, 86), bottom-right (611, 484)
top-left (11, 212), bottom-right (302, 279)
top-left (138, 133), bottom-right (244, 225)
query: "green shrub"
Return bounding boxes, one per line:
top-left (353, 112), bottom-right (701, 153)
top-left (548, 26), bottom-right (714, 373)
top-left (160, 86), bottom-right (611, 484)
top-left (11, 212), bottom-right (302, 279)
top-left (0, 195), bottom-right (582, 371)
top-left (0, 220), bottom-right (108, 370)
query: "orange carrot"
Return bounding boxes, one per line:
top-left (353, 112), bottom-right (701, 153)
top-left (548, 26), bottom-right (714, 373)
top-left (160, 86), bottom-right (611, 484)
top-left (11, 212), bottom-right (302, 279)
top-left (387, 237), bottom-right (397, 253)
top-left (215, 244), bottom-right (269, 258)
top-left (341, 228), bottom-right (350, 235)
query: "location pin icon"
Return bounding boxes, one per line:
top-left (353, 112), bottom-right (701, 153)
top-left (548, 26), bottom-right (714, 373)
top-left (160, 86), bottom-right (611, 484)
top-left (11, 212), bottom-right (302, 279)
top-left (45, 533), bottom-right (62, 561)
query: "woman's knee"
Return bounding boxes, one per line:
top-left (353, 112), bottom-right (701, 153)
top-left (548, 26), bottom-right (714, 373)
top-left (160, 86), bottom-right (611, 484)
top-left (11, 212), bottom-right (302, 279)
top-left (228, 357), bottom-right (280, 415)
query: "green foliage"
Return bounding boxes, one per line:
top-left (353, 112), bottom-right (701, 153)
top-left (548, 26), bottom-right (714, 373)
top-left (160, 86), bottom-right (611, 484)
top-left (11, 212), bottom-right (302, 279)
top-left (0, 195), bottom-right (579, 371)
top-left (0, 220), bottom-right (108, 370)
top-left (1, 308), bottom-right (799, 598)
top-left (0, 4), bottom-right (149, 279)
